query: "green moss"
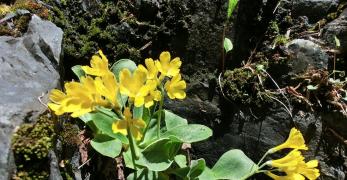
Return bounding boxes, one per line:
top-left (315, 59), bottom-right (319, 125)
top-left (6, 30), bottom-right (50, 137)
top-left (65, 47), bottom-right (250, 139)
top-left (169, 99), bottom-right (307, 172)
top-left (269, 21), bottom-right (280, 35)
top-left (11, 113), bottom-right (56, 179)
top-left (272, 35), bottom-right (289, 47)
top-left (222, 62), bottom-right (272, 107)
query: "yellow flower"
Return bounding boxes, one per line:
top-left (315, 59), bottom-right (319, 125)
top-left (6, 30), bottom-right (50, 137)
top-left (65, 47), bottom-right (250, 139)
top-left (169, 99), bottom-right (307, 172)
top-left (269, 150), bottom-right (305, 169)
top-left (266, 150), bottom-right (320, 180)
top-left (119, 68), bottom-right (150, 107)
top-left (269, 128), bottom-right (308, 153)
top-left (155, 51), bottom-right (181, 78)
top-left (138, 58), bottom-right (159, 80)
top-left (266, 172), bottom-right (305, 180)
top-left (48, 76), bottom-right (109, 117)
top-left (112, 107), bottom-right (146, 141)
top-left (144, 80), bottom-right (161, 108)
top-left (95, 72), bottom-right (120, 109)
top-left (81, 50), bottom-right (110, 76)
top-left (164, 74), bottom-right (186, 100)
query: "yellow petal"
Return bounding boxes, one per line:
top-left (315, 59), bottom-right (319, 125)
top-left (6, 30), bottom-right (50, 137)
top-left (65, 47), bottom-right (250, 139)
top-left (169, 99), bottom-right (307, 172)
top-left (48, 103), bottom-right (64, 115)
top-left (49, 89), bottom-right (66, 103)
top-left (130, 126), bottom-right (143, 141)
top-left (112, 120), bottom-right (128, 136)
top-left (132, 119), bottom-right (146, 129)
top-left (269, 128), bottom-right (308, 153)
top-left (145, 58), bottom-right (158, 79)
top-left (159, 51), bottom-right (171, 64)
top-left (134, 96), bottom-right (145, 107)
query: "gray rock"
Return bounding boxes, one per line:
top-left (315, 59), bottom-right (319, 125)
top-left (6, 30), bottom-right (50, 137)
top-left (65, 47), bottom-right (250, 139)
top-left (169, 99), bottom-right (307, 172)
top-left (0, 15), bottom-right (62, 179)
top-left (292, 0), bottom-right (339, 23)
top-left (323, 8), bottom-right (347, 55)
top-left (286, 39), bottom-right (329, 74)
top-left (49, 151), bottom-right (63, 180)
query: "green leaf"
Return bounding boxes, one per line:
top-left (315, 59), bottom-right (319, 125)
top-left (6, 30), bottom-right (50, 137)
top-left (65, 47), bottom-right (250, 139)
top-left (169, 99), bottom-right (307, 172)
top-left (95, 106), bottom-right (118, 118)
top-left (188, 159), bottom-right (206, 178)
top-left (224, 38), bottom-right (233, 53)
top-left (127, 169), bottom-right (169, 180)
top-left (227, 0), bottom-right (238, 19)
top-left (90, 134), bottom-right (122, 158)
top-left (133, 106), bottom-right (143, 119)
top-left (174, 154), bottom-right (187, 168)
top-left (110, 59), bottom-right (137, 80)
top-left (162, 124), bottom-right (213, 143)
top-left (164, 110), bottom-right (188, 131)
top-left (71, 65), bottom-right (85, 80)
top-left (212, 149), bottom-right (258, 180)
top-left (141, 138), bottom-right (181, 171)
top-left (90, 111), bottom-right (129, 144)
top-left (139, 118), bottom-right (158, 147)
top-left (117, 93), bottom-right (128, 108)
top-left (198, 167), bottom-right (216, 180)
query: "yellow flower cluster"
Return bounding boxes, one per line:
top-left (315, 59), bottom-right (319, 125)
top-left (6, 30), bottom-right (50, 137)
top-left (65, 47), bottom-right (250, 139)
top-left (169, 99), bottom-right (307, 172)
top-left (48, 50), bottom-right (119, 117)
top-left (48, 50), bottom-right (186, 117)
top-left (265, 128), bottom-right (320, 180)
top-left (119, 51), bottom-right (186, 108)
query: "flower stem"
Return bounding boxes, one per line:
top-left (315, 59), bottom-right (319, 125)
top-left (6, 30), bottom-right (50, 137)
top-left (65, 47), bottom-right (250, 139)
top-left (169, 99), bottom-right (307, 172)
top-left (257, 150), bottom-right (269, 166)
top-left (157, 86), bottom-right (164, 138)
top-left (127, 127), bottom-right (137, 172)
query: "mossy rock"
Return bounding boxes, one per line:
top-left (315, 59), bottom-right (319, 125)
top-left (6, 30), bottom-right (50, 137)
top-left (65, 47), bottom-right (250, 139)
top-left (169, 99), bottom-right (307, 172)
top-left (11, 113), bottom-right (56, 179)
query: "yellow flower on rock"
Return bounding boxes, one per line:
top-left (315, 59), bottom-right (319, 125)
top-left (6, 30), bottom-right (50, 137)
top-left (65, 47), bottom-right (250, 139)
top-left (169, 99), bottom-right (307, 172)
top-left (138, 58), bottom-right (159, 80)
top-left (48, 76), bottom-right (109, 117)
top-left (266, 150), bottom-right (320, 180)
top-left (155, 51), bottom-right (182, 78)
top-left (112, 107), bottom-right (146, 141)
top-left (164, 74), bottom-right (186, 100)
top-left (269, 128), bottom-right (308, 153)
top-left (81, 50), bottom-right (110, 76)
top-left (119, 68), bottom-right (150, 107)
top-left (269, 149), bottom-right (304, 169)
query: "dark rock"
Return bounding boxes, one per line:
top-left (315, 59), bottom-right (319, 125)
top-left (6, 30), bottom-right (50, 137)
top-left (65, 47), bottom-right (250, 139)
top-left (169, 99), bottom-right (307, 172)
top-left (292, 0), bottom-right (339, 23)
top-left (49, 151), bottom-right (63, 180)
top-left (137, 0), bottom-right (160, 21)
top-left (286, 39), bottom-right (329, 74)
top-left (0, 15), bottom-right (62, 179)
top-left (323, 8), bottom-right (347, 56)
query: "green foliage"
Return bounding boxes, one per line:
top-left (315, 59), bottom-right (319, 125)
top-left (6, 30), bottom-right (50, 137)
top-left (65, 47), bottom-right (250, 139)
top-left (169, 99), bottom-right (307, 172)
top-left (90, 134), bottom-right (122, 158)
top-left (227, 0), bottom-right (239, 20)
top-left (111, 59), bottom-right (137, 81)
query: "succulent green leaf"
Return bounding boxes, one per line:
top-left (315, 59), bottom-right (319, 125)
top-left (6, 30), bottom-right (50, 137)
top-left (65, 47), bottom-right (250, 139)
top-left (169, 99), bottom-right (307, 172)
top-left (188, 159), bottom-right (206, 178)
top-left (71, 65), bottom-right (86, 80)
top-left (224, 38), bottom-right (233, 53)
top-left (90, 134), bottom-right (122, 158)
top-left (212, 149), bottom-right (258, 180)
top-left (164, 110), bottom-right (188, 131)
top-left (110, 59), bottom-right (137, 80)
top-left (127, 169), bottom-right (169, 180)
top-left (162, 124), bottom-right (212, 143)
top-left (141, 138), bottom-right (181, 171)
top-left (133, 106), bottom-right (143, 119)
top-left (174, 154), bottom-right (187, 168)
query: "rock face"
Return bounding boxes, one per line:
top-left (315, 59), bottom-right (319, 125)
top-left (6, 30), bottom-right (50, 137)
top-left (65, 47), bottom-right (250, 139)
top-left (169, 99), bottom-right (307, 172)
top-left (0, 15), bottom-right (62, 179)
top-left (286, 39), bottom-right (329, 74)
top-left (323, 8), bottom-right (347, 56)
top-left (292, 0), bottom-right (339, 22)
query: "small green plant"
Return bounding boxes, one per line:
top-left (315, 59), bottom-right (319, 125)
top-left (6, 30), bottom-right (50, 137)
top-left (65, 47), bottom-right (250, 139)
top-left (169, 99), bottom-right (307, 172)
top-left (48, 50), bottom-right (319, 179)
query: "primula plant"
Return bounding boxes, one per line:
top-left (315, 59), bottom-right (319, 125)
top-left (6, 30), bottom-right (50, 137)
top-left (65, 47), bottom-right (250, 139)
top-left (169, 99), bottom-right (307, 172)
top-left (48, 51), bottom-right (320, 179)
